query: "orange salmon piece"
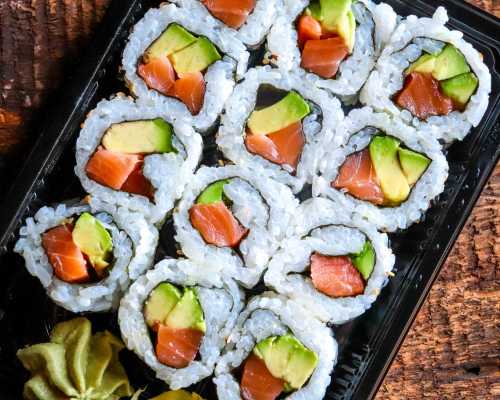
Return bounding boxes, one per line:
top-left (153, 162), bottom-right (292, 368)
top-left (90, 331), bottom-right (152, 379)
top-left (138, 55), bottom-right (176, 96)
top-left (189, 201), bottom-right (248, 248)
top-left (245, 121), bottom-right (305, 172)
top-left (85, 147), bottom-right (143, 191)
top-left (310, 253), bottom-right (365, 298)
top-left (170, 72), bottom-right (206, 115)
top-left (301, 37), bottom-right (349, 79)
top-left (121, 159), bottom-right (154, 199)
top-left (395, 72), bottom-right (454, 119)
top-left (333, 148), bottom-right (385, 205)
top-left (156, 325), bottom-right (204, 369)
top-left (297, 15), bottom-right (322, 49)
top-left (42, 224), bottom-right (90, 284)
top-left (240, 354), bottom-right (284, 400)
top-left (202, 0), bottom-right (256, 29)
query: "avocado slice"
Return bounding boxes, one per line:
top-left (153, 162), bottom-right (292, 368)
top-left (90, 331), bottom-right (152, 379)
top-left (369, 136), bottom-right (410, 205)
top-left (151, 391), bottom-right (203, 400)
top-left (405, 53), bottom-right (437, 75)
top-left (144, 283), bottom-right (182, 329)
top-left (247, 91), bottom-right (310, 136)
top-left (432, 44), bottom-right (470, 81)
top-left (254, 334), bottom-right (317, 390)
top-left (398, 148), bottom-right (431, 186)
top-left (336, 10), bottom-right (356, 53)
top-left (72, 213), bottom-right (113, 271)
top-left (320, 0), bottom-right (352, 32)
top-left (350, 241), bottom-right (375, 281)
top-left (144, 23), bottom-right (197, 63)
top-left (196, 180), bottom-right (230, 205)
top-left (102, 119), bottom-right (176, 154)
top-left (165, 288), bottom-right (206, 333)
top-left (305, 1), bottom-right (323, 21)
top-left (170, 37), bottom-right (221, 75)
top-left (440, 72), bottom-right (478, 108)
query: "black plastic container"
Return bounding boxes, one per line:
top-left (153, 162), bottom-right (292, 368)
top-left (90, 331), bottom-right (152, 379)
top-left (0, 1), bottom-right (498, 399)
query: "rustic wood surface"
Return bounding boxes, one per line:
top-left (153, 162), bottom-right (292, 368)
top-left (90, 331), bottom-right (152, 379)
top-left (0, 1), bottom-right (498, 399)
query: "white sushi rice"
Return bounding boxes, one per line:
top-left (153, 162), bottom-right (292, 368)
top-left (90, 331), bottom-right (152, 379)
top-left (314, 107), bottom-right (449, 232)
top-left (14, 201), bottom-right (158, 313)
top-left (267, 0), bottom-right (397, 97)
top-left (265, 197), bottom-right (395, 324)
top-left (123, 3), bottom-right (249, 131)
top-left (75, 95), bottom-right (202, 225)
top-left (217, 66), bottom-right (343, 193)
top-left (360, 7), bottom-right (491, 143)
top-left (173, 165), bottom-right (299, 288)
top-left (214, 292), bottom-right (337, 400)
top-left (170, 0), bottom-right (281, 47)
top-left (118, 259), bottom-right (244, 389)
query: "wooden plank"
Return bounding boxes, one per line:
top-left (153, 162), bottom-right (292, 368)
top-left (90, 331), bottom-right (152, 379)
top-left (0, 1), bottom-right (498, 399)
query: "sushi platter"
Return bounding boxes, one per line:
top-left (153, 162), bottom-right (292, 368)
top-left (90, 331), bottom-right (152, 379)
top-left (0, 0), bottom-right (498, 399)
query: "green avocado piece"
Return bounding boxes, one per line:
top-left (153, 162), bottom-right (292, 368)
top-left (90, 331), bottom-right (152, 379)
top-left (398, 147), bottom-right (431, 186)
top-left (102, 118), bottom-right (175, 154)
top-left (170, 37), bottom-right (221, 74)
top-left (254, 334), bottom-right (317, 390)
top-left (369, 136), bottom-right (410, 205)
top-left (432, 44), bottom-right (470, 81)
top-left (406, 53), bottom-right (437, 75)
top-left (196, 180), bottom-right (230, 205)
top-left (165, 288), bottom-right (206, 333)
top-left (144, 283), bottom-right (182, 329)
top-left (440, 72), bottom-right (478, 108)
top-left (336, 10), bottom-right (356, 53)
top-left (320, 0), bottom-right (352, 32)
top-left (144, 23), bottom-right (197, 62)
top-left (350, 241), bottom-right (375, 281)
top-left (305, 1), bottom-right (323, 21)
top-left (72, 213), bottom-right (113, 271)
top-left (247, 91), bottom-right (310, 136)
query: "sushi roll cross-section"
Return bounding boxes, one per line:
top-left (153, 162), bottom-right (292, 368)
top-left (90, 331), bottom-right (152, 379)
top-left (119, 259), bottom-right (244, 389)
top-left (217, 67), bottom-right (343, 193)
top-left (174, 165), bottom-right (299, 288)
top-left (214, 294), bottom-right (337, 400)
top-left (15, 201), bottom-right (158, 312)
top-left (137, 23), bottom-right (221, 115)
top-left (315, 107), bottom-right (449, 232)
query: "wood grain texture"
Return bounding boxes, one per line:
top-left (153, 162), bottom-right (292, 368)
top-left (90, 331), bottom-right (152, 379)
top-left (0, 1), bottom-right (498, 399)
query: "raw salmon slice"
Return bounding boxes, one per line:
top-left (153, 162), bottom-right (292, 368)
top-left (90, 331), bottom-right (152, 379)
top-left (310, 253), bottom-right (365, 298)
top-left (202, 0), bottom-right (256, 29)
top-left (333, 148), bottom-right (385, 205)
top-left (86, 147), bottom-right (143, 191)
top-left (121, 159), bottom-right (154, 200)
top-left (297, 15), bottom-right (322, 49)
top-left (240, 354), bottom-right (284, 400)
top-left (170, 72), bottom-right (206, 115)
top-left (42, 224), bottom-right (90, 283)
top-left (301, 37), bottom-right (349, 79)
top-left (395, 72), bottom-right (454, 119)
top-left (138, 55), bottom-right (176, 96)
top-left (189, 201), bottom-right (248, 248)
top-left (156, 325), bottom-right (204, 369)
top-left (245, 121), bottom-right (305, 171)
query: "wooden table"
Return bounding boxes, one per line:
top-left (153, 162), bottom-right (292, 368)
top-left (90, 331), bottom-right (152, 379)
top-left (0, 1), bottom-right (498, 398)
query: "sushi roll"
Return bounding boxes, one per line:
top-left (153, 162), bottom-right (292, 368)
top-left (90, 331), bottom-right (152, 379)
top-left (265, 197), bottom-right (395, 324)
top-left (360, 7), bottom-right (491, 142)
top-left (314, 107), bottom-right (449, 232)
top-left (217, 66), bottom-right (343, 193)
top-left (123, 3), bottom-right (248, 131)
top-left (75, 95), bottom-right (202, 225)
top-left (118, 259), bottom-right (244, 389)
top-left (14, 199), bottom-right (158, 312)
top-left (173, 165), bottom-right (298, 287)
top-left (267, 0), bottom-right (397, 97)
top-left (214, 293), bottom-right (337, 400)
top-left (169, 0), bottom-right (280, 47)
